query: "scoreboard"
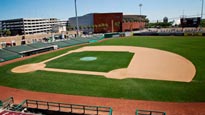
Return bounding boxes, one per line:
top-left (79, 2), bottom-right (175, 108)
top-left (180, 17), bottom-right (201, 27)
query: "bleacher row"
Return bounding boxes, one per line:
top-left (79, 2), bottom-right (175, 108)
top-left (0, 35), bottom-right (103, 63)
top-left (0, 97), bottom-right (166, 115)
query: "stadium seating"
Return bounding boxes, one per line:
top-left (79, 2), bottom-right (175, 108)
top-left (0, 35), bottom-right (104, 62)
top-left (27, 42), bottom-right (55, 49)
top-left (71, 38), bottom-right (90, 43)
top-left (0, 49), bottom-right (21, 62)
top-left (3, 45), bottom-right (36, 54)
top-left (50, 41), bottom-right (73, 48)
top-left (63, 39), bottom-right (83, 45)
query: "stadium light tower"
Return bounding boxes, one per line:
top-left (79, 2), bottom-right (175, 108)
top-left (139, 4), bottom-right (142, 16)
top-left (201, 0), bottom-right (204, 20)
top-left (74, 0), bottom-right (79, 36)
top-left (139, 4), bottom-right (143, 30)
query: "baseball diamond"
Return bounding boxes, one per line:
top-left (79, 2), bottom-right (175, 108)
top-left (1, 36), bottom-right (205, 115)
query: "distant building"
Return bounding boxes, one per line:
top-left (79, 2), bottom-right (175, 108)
top-left (52, 24), bottom-right (67, 33)
top-left (69, 13), bottom-right (123, 33)
top-left (58, 20), bottom-right (69, 27)
top-left (0, 18), bottom-right (59, 35)
top-left (51, 20), bottom-right (68, 33)
top-left (0, 21), bottom-right (2, 30)
top-left (163, 17), bottom-right (168, 23)
top-left (69, 13), bottom-right (147, 33)
top-left (122, 15), bottom-right (147, 31)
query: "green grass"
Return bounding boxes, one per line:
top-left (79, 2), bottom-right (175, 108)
top-left (46, 51), bottom-right (134, 72)
top-left (0, 36), bottom-right (205, 102)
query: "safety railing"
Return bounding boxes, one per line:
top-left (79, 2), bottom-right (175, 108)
top-left (136, 109), bottom-right (166, 115)
top-left (13, 99), bottom-right (112, 115)
top-left (0, 97), bottom-right (14, 109)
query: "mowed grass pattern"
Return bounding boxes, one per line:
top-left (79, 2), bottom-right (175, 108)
top-left (46, 51), bottom-right (134, 72)
top-left (0, 36), bottom-right (205, 102)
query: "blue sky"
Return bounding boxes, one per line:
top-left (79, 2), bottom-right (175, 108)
top-left (0, 0), bottom-right (204, 22)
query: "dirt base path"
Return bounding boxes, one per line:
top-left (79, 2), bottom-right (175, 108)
top-left (0, 86), bottom-right (205, 115)
top-left (12, 46), bottom-right (196, 82)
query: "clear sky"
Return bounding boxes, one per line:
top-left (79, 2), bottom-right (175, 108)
top-left (0, 0), bottom-right (204, 22)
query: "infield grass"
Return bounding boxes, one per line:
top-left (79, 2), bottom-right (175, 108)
top-left (46, 51), bottom-right (134, 72)
top-left (0, 36), bottom-right (205, 102)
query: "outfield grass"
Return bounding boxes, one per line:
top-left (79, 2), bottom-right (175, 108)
top-left (0, 36), bottom-right (205, 102)
top-left (46, 51), bottom-right (134, 72)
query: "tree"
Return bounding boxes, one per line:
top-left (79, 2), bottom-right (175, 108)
top-left (0, 29), bottom-right (3, 37)
top-left (98, 24), bottom-right (103, 28)
top-left (115, 22), bottom-right (121, 27)
top-left (148, 22), bottom-right (173, 28)
top-left (86, 25), bottom-right (90, 30)
top-left (79, 26), bottom-right (83, 30)
top-left (5, 29), bottom-right (11, 36)
top-left (145, 18), bottom-right (149, 23)
top-left (101, 23), bottom-right (105, 28)
top-left (94, 25), bottom-right (98, 28)
top-left (2, 29), bottom-right (11, 36)
top-left (104, 24), bottom-right (109, 28)
top-left (200, 19), bottom-right (205, 27)
top-left (91, 25), bottom-right (94, 29)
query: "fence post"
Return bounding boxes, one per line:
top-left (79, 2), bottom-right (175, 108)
top-left (36, 101), bottom-right (38, 109)
top-left (136, 110), bottom-right (138, 115)
top-left (26, 100), bottom-right (28, 107)
top-left (97, 107), bottom-right (99, 115)
top-left (47, 102), bottom-right (49, 110)
top-left (0, 100), bottom-right (2, 107)
top-left (109, 108), bottom-right (113, 115)
top-left (71, 105), bottom-right (72, 113)
top-left (58, 103), bottom-right (60, 111)
top-left (11, 97), bottom-right (14, 104)
top-left (83, 106), bottom-right (85, 114)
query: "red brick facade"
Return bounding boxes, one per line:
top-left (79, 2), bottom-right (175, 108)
top-left (122, 22), bottom-right (146, 32)
top-left (93, 13), bottom-right (123, 33)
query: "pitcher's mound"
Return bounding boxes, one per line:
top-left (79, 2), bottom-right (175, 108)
top-left (12, 63), bottom-right (46, 73)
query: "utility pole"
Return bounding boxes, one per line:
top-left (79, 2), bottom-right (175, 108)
top-left (200, 0), bottom-right (204, 30)
top-left (139, 4), bottom-right (143, 30)
top-left (201, 0), bottom-right (204, 20)
top-left (74, 0), bottom-right (79, 36)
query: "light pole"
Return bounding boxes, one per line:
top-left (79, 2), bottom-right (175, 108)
top-left (201, 0), bottom-right (204, 20)
top-left (74, 0), bottom-right (79, 36)
top-left (139, 4), bottom-right (143, 30)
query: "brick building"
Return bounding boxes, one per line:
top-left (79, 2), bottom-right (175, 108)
top-left (69, 13), bottom-right (147, 33)
top-left (122, 15), bottom-right (146, 31)
top-left (69, 12), bottom-right (123, 33)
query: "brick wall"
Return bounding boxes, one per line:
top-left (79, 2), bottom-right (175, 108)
top-left (122, 22), bottom-right (146, 32)
top-left (93, 13), bottom-right (123, 33)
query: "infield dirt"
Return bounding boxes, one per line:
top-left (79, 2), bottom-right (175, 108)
top-left (11, 46), bottom-right (196, 82)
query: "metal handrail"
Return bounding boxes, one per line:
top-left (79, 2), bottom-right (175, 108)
top-left (14, 99), bottom-right (112, 115)
top-left (136, 109), bottom-right (166, 115)
top-left (0, 97), bottom-right (14, 109)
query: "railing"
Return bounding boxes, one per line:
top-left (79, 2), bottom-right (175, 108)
top-left (0, 97), bottom-right (14, 109)
top-left (13, 100), bottom-right (27, 111)
top-left (13, 99), bottom-right (112, 115)
top-left (136, 109), bottom-right (166, 115)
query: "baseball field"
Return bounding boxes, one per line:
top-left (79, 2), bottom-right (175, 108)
top-left (1, 36), bottom-right (205, 102)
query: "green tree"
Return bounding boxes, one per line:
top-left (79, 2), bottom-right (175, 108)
top-left (114, 22), bottom-right (121, 27)
top-left (0, 29), bottom-right (3, 37)
top-left (104, 24), bottom-right (109, 28)
top-left (3, 29), bottom-right (11, 36)
top-left (200, 19), bottom-right (205, 27)
top-left (91, 25), bottom-right (95, 29)
top-left (148, 22), bottom-right (173, 28)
